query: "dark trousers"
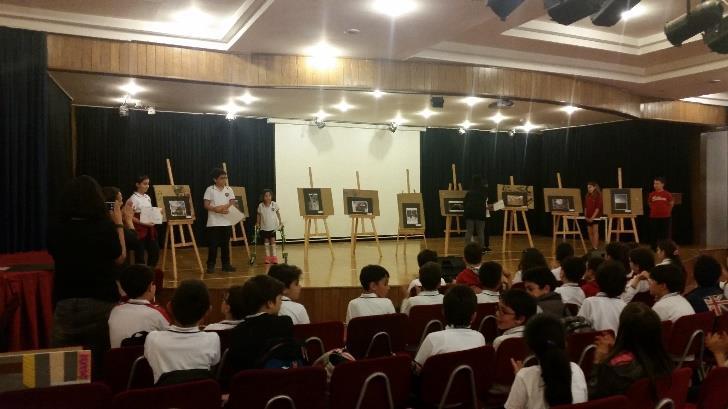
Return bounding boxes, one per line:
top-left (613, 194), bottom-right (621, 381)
top-left (465, 219), bottom-right (490, 248)
top-left (135, 235), bottom-right (160, 267)
top-left (650, 217), bottom-right (672, 248)
top-left (207, 226), bottom-right (231, 267)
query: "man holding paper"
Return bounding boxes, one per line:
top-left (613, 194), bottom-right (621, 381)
top-left (203, 168), bottom-right (239, 274)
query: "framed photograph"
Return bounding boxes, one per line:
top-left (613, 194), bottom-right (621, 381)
top-left (445, 199), bottom-right (464, 214)
top-left (543, 188), bottom-right (583, 213)
top-left (439, 190), bottom-right (468, 216)
top-left (505, 192), bottom-right (527, 208)
top-left (402, 203), bottom-right (422, 228)
top-left (342, 189), bottom-right (379, 216)
top-left (497, 184), bottom-right (535, 209)
top-left (602, 188), bottom-right (643, 216)
top-left (549, 196), bottom-right (575, 212)
top-left (303, 188), bottom-right (324, 215)
top-left (613, 189), bottom-right (631, 213)
top-left (228, 186), bottom-right (249, 219)
top-left (348, 197), bottom-right (373, 214)
top-left (398, 192), bottom-right (425, 231)
top-left (163, 196), bottom-right (193, 220)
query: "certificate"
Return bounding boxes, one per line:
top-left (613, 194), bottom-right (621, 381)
top-left (222, 205), bottom-right (245, 225)
top-left (492, 200), bottom-right (505, 212)
top-left (140, 207), bottom-right (164, 224)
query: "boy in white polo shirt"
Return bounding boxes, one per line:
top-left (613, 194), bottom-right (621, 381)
top-left (649, 264), bottom-right (695, 322)
top-left (555, 256), bottom-right (586, 307)
top-left (493, 289), bottom-right (537, 350)
top-left (108, 264), bottom-right (170, 348)
top-left (477, 261), bottom-right (503, 304)
top-left (577, 261), bottom-right (627, 333)
top-left (204, 285), bottom-right (245, 331)
top-left (400, 262), bottom-right (445, 315)
top-left (203, 168), bottom-right (237, 274)
top-left (268, 264), bottom-right (310, 325)
top-left (346, 265), bottom-right (396, 323)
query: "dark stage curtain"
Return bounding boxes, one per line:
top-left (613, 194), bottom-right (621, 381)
top-left (47, 78), bottom-right (73, 223)
top-left (421, 120), bottom-right (703, 244)
top-left (74, 107), bottom-right (275, 245)
top-left (0, 28), bottom-right (48, 253)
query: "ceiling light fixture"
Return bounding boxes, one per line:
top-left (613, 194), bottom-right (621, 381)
top-left (489, 112), bottom-right (506, 124)
top-left (119, 105), bottom-right (129, 117)
top-left (120, 80), bottom-right (143, 96)
top-left (388, 122), bottom-right (399, 133)
top-left (591, 0), bottom-right (642, 26)
top-left (487, 0), bottom-right (526, 21)
top-left (462, 96), bottom-right (482, 107)
top-left (225, 112), bottom-right (236, 121)
top-left (238, 91), bottom-right (259, 105)
top-left (314, 109), bottom-right (330, 120)
top-left (218, 100), bottom-right (243, 115)
top-left (515, 121), bottom-right (540, 133)
top-left (390, 113), bottom-right (407, 125)
top-left (418, 108), bottom-right (436, 119)
top-left (561, 105), bottom-right (580, 115)
top-left (371, 89), bottom-right (385, 98)
top-left (147, 106), bottom-right (156, 115)
top-left (334, 99), bottom-right (354, 112)
top-left (304, 41), bottom-right (340, 70)
top-left (619, 3), bottom-right (645, 21)
top-left (665, 0), bottom-right (723, 47)
top-left (371, 0), bottom-right (417, 18)
top-left (458, 127), bottom-right (469, 135)
top-left (703, 15), bottom-right (728, 53)
top-left (459, 120), bottom-right (474, 129)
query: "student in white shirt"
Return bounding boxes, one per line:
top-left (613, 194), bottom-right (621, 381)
top-left (144, 279), bottom-right (220, 384)
top-left (257, 189), bottom-right (283, 264)
top-left (622, 247), bottom-right (655, 303)
top-left (552, 242), bottom-right (575, 282)
top-left (401, 262), bottom-right (445, 315)
top-left (578, 261), bottom-right (627, 333)
top-left (414, 285), bottom-right (485, 372)
top-left (493, 289), bottom-right (537, 350)
top-left (555, 256), bottom-right (586, 308)
top-left (649, 264), bottom-right (695, 322)
top-left (505, 314), bottom-right (588, 409)
top-left (511, 248), bottom-right (549, 284)
top-left (346, 265), bottom-right (395, 323)
top-left (477, 261), bottom-right (503, 304)
top-left (406, 249), bottom-right (446, 295)
top-left (109, 265), bottom-right (170, 348)
top-left (203, 168), bottom-right (237, 274)
top-left (126, 175), bottom-right (160, 267)
top-left (655, 240), bottom-right (685, 270)
top-left (268, 264), bottom-right (310, 324)
top-left (204, 285), bottom-right (244, 331)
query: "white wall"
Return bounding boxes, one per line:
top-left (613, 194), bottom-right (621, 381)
top-left (274, 121), bottom-right (422, 240)
top-left (702, 131), bottom-right (728, 246)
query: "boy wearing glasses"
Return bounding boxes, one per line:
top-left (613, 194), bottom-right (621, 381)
top-left (203, 168), bottom-right (237, 274)
top-left (492, 289), bottom-right (537, 350)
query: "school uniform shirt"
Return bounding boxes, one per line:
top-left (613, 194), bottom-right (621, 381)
top-left (108, 299), bottom-right (170, 348)
top-left (512, 270), bottom-right (523, 284)
top-left (279, 296), bottom-right (310, 325)
top-left (652, 292), bottom-right (695, 322)
top-left (204, 320), bottom-right (243, 331)
top-left (258, 201), bottom-right (280, 231)
top-left (585, 193), bottom-right (603, 219)
top-left (620, 275), bottom-right (650, 303)
top-left (648, 190), bottom-right (673, 219)
top-left (414, 327), bottom-right (485, 368)
top-left (129, 192), bottom-right (153, 213)
top-left (721, 282), bottom-right (728, 298)
top-left (504, 362), bottom-right (588, 409)
top-left (400, 290), bottom-right (444, 315)
top-left (144, 326), bottom-right (220, 383)
top-left (455, 267), bottom-right (482, 288)
top-left (477, 290), bottom-right (500, 305)
top-left (204, 185), bottom-right (235, 227)
top-left (345, 293), bottom-right (396, 323)
top-left (492, 325), bottom-right (525, 351)
top-left (555, 283), bottom-right (586, 307)
top-left (577, 293), bottom-right (626, 333)
top-left (406, 278), bottom-right (447, 294)
top-left (551, 267), bottom-right (562, 282)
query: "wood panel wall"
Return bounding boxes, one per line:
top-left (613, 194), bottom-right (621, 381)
top-left (641, 100), bottom-right (727, 126)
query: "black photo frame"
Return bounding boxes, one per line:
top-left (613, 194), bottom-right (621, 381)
top-left (401, 202), bottom-right (422, 228)
top-left (303, 188), bottom-right (324, 215)
top-left (612, 189), bottom-right (632, 214)
top-left (548, 196), bottom-right (575, 212)
top-left (163, 195), bottom-right (193, 220)
top-left (348, 197), bottom-right (373, 214)
top-left (444, 198), bottom-right (465, 215)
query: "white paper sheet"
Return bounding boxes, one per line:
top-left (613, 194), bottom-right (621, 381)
top-left (492, 200), bottom-right (505, 211)
top-left (221, 205), bottom-right (245, 225)
top-left (140, 207), bottom-right (164, 224)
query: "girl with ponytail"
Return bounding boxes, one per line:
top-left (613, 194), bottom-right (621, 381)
top-left (505, 315), bottom-right (587, 409)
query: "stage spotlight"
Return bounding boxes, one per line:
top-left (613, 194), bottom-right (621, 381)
top-left (147, 106), bottom-right (156, 115)
top-left (544, 0), bottom-right (602, 26)
top-left (704, 16), bottom-right (728, 53)
top-left (225, 112), bottom-right (236, 121)
top-left (665, 0), bottom-right (724, 47)
top-left (487, 0), bottom-right (526, 21)
top-left (458, 127), bottom-right (468, 135)
top-left (119, 105), bottom-right (129, 117)
top-left (591, 0), bottom-right (641, 27)
top-left (388, 121), bottom-right (399, 133)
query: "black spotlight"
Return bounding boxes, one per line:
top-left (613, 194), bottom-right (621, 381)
top-left (544, 0), bottom-right (603, 26)
top-left (665, 0), bottom-right (724, 47)
top-left (591, 0), bottom-right (641, 27)
top-left (704, 17), bottom-right (728, 53)
top-left (487, 0), bottom-right (526, 21)
top-left (430, 96), bottom-right (445, 109)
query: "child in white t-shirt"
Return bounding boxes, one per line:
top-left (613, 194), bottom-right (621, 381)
top-left (401, 262), bottom-right (444, 315)
top-left (346, 265), bottom-right (395, 323)
top-left (268, 264), bottom-right (310, 325)
top-left (204, 285), bottom-right (244, 331)
top-left (257, 189), bottom-right (283, 264)
top-left (555, 256), bottom-right (586, 308)
top-left (202, 168), bottom-right (237, 274)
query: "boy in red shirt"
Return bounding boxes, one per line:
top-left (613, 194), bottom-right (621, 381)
top-left (455, 242), bottom-right (483, 290)
top-left (581, 255), bottom-right (603, 298)
top-left (648, 177), bottom-right (673, 249)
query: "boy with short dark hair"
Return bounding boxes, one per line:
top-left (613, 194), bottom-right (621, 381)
top-left (346, 265), bottom-right (396, 323)
top-left (649, 264), bottom-right (694, 322)
top-left (144, 279), bottom-right (220, 384)
top-left (552, 242), bottom-right (575, 280)
top-left (477, 261), bottom-right (502, 304)
top-left (522, 267), bottom-right (564, 317)
top-left (622, 247), bottom-right (655, 302)
top-left (407, 249), bottom-right (446, 295)
top-left (401, 262), bottom-right (445, 315)
top-left (492, 289), bottom-right (537, 350)
top-left (203, 168), bottom-right (236, 273)
top-left (109, 264), bottom-right (170, 348)
top-left (685, 255), bottom-right (728, 315)
top-left (204, 285), bottom-right (245, 331)
top-left (581, 256), bottom-right (604, 297)
top-left (268, 264), bottom-right (310, 324)
top-left (455, 242), bottom-right (483, 289)
top-left (555, 256), bottom-right (586, 307)
top-left (577, 261), bottom-right (627, 332)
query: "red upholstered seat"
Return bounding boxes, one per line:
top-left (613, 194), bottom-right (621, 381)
top-left (406, 304), bottom-right (445, 348)
top-left (112, 379), bottom-right (220, 409)
top-left (688, 367), bottom-right (728, 409)
top-left (330, 355), bottom-right (412, 409)
top-left (226, 367), bottom-right (327, 409)
top-left (419, 345), bottom-right (494, 408)
top-left (567, 330), bottom-right (614, 376)
top-left (625, 367), bottom-right (692, 409)
top-left (666, 312), bottom-right (715, 371)
top-left (470, 303), bottom-right (497, 341)
top-left (492, 337), bottom-right (530, 387)
top-left (293, 321), bottom-right (345, 362)
top-left (0, 382), bottom-right (112, 409)
top-left (346, 314), bottom-right (407, 359)
top-left (552, 395), bottom-right (630, 409)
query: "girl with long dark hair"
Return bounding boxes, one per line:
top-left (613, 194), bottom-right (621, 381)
top-left (511, 248), bottom-right (549, 284)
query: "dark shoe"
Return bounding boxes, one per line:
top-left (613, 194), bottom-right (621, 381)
top-left (206, 265), bottom-right (215, 274)
top-left (222, 264), bottom-right (236, 273)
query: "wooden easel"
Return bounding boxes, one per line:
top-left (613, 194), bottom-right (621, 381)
top-left (502, 176), bottom-right (534, 253)
top-left (303, 167), bottom-right (334, 260)
top-left (396, 169), bottom-right (427, 254)
top-left (443, 164), bottom-right (466, 256)
top-left (222, 162), bottom-right (250, 258)
top-left (551, 173), bottom-right (587, 255)
top-left (160, 158), bottom-right (205, 280)
top-left (607, 168), bottom-right (640, 243)
top-left (350, 171), bottom-right (382, 257)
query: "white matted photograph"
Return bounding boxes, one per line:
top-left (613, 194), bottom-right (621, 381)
top-left (351, 199), bottom-right (370, 214)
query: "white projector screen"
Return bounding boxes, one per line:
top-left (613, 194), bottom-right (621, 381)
top-left (274, 121), bottom-right (422, 240)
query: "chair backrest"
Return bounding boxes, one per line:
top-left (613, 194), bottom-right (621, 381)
top-left (567, 330), bottom-right (614, 376)
top-left (470, 303), bottom-right (497, 331)
top-left (478, 315), bottom-right (498, 344)
top-left (493, 337), bottom-right (530, 386)
top-left (293, 321), bottom-right (345, 362)
top-left (346, 314), bottom-right (407, 359)
top-left (226, 367), bottom-right (327, 409)
top-left (0, 382), bottom-right (112, 409)
top-left (102, 346), bottom-right (145, 393)
top-left (419, 346), bottom-right (494, 409)
top-left (112, 379), bottom-right (220, 409)
top-left (667, 312), bottom-right (715, 364)
top-left (406, 305), bottom-right (445, 347)
top-left (209, 329), bottom-right (233, 353)
top-left (564, 303), bottom-right (580, 317)
top-left (330, 355), bottom-right (412, 409)
top-left (551, 395), bottom-right (630, 409)
top-left (126, 356), bottom-right (154, 390)
top-left (625, 368), bottom-right (692, 409)
top-left (696, 367), bottom-right (728, 409)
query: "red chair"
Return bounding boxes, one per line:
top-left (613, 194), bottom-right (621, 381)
top-left (293, 321), bottom-right (345, 362)
top-left (330, 355), bottom-right (411, 409)
top-left (625, 367), bottom-right (692, 409)
top-left (406, 304), bottom-right (445, 348)
top-left (661, 320), bottom-right (674, 347)
top-left (666, 312), bottom-right (715, 373)
top-left (346, 314), bottom-right (407, 359)
top-left (102, 346), bottom-right (153, 393)
top-left (0, 382), bottom-right (112, 409)
top-left (112, 379), bottom-right (220, 409)
top-left (567, 330), bottom-right (614, 376)
top-left (688, 367), bottom-right (728, 409)
top-left (492, 337), bottom-right (530, 387)
top-left (419, 346), bottom-right (495, 409)
top-left (552, 395), bottom-right (630, 409)
top-left (715, 313), bottom-right (728, 333)
top-left (226, 367), bottom-right (327, 409)
top-left (470, 303), bottom-right (497, 330)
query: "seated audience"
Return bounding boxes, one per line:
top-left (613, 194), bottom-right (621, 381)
top-left (649, 264), bottom-right (694, 322)
top-left (413, 285), bottom-right (484, 371)
top-left (512, 248), bottom-right (549, 284)
top-left (108, 264), bottom-right (170, 348)
top-left (268, 264), bottom-right (310, 324)
top-left (346, 265), bottom-right (396, 323)
top-left (401, 262), bottom-right (445, 315)
top-left (622, 247), bottom-right (655, 303)
top-left (493, 289), bottom-right (537, 350)
top-left (655, 240), bottom-right (683, 270)
top-left (605, 242), bottom-right (630, 273)
top-left (556, 256), bottom-right (586, 307)
top-left (577, 261), bottom-right (627, 332)
top-left (144, 279), bottom-right (220, 384)
top-left (588, 303), bottom-right (673, 399)
top-left (455, 242), bottom-right (484, 289)
top-left (477, 261), bottom-right (503, 304)
top-left (552, 242), bottom-right (575, 281)
top-left (204, 285), bottom-right (244, 331)
top-left (230, 275), bottom-right (301, 371)
top-left (505, 314), bottom-right (588, 409)
top-left (706, 331), bottom-right (728, 367)
top-left (523, 267), bottom-right (564, 317)
top-left (685, 255), bottom-right (727, 315)
top-left (407, 249), bottom-right (446, 295)
top-left (581, 256), bottom-right (604, 298)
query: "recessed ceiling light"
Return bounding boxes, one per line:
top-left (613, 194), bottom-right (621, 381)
top-left (218, 100), bottom-right (243, 114)
top-left (371, 89), bottom-right (385, 98)
top-left (173, 7), bottom-right (214, 27)
top-left (238, 91), bottom-right (259, 105)
top-left (489, 112), bottom-right (506, 124)
top-left (561, 105), bottom-right (580, 115)
top-left (621, 4), bottom-right (646, 21)
top-left (461, 96), bottom-right (482, 107)
top-left (119, 80), bottom-right (143, 96)
top-left (314, 109), bottom-right (330, 120)
top-left (515, 121), bottom-right (540, 133)
top-left (459, 120), bottom-right (474, 129)
top-left (345, 28), bottom-right (361, 35)
top-left (334, 99), bottom-right (354, 112)
top-left (391, 113), bottom-right (407, 125)
top-left (418, 108), bottom-right (436, 119)
top-left (372, 0), bottom-right (417, 18)
top-left (304, 41), bottom-right (340, 70)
